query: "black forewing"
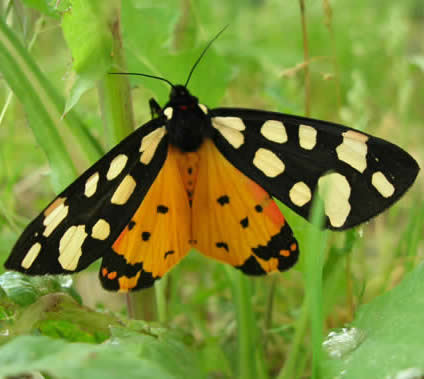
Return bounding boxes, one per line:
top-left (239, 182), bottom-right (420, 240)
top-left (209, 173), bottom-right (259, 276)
top-left (6, 118), bottom-right (168, 274)
top-left (210, 108), bottom-right (419, 230)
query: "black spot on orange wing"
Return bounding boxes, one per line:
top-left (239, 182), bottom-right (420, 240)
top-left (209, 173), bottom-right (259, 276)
top-left (141, 231), bottom-right (151, 241)
top-left (187, 189), bottom-right (194, 207)
top-left (164, 250), bottom-right (175, 258)
top-left (157, 205), bottom-right (169, 213)
top-left (255, 205), bottom-right (263, 212)
top-left (216, 242), bottom-right (229, 251)
top-left (128, 220), bottom-right (136, 230)
top-left (217, 195), bottom-right (230, 206)
top-left (240, 217), bottom-right (249, 228)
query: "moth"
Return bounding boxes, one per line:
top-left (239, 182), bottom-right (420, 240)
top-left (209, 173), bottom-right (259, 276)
top-left (5, 41), bottom-right (419, 292)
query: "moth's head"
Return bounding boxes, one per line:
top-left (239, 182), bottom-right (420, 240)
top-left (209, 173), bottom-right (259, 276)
top-left (170, 85), bottom-right (191, 99)
top-left (168, 85), bottom-right (199, 108)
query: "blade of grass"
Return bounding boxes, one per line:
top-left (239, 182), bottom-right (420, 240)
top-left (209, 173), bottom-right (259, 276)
top-left (277, 298), bottom-right (309, 379)
top-left (0, 17), bottom-right (76, 191)
top-left (277, 196), bottom-right (327, 379)
top-left (0, 18), bottom-right (103, 192)
top-left (304, 196), bottom-right (327, 378)
top-left (155, 276), bottom-right (168, 323)
top-left (225, 267), bottom-right (265, 379)
top-left (298, 0), bottom-right (311, 117)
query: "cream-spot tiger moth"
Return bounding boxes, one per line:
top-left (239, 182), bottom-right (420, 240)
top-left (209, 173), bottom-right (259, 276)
top-left (5, 36), bottom-right (419, 292)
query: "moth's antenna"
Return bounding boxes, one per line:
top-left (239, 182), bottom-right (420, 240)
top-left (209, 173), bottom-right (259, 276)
top-left (109, 72), bottom-right (176, 89)
top-left (184, 25), bottom-right (228, 87)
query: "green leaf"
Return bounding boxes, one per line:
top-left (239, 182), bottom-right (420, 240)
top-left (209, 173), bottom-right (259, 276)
top-left (20, 0), bottom-right (71, 18)
top-left (0, 322), bottom-right (205, 378)
top-left (64, 75), bottom-right (97, 115)
top-left (121, 0), bottom-right (231, 106)
top-left (62, 0), bottom-right (115, 80)
top-left (0, 272), bottom-right (40, 306)
top-left (63, 1), bottom-right (135, 143)
top-left (109, 322), bottom-right (206, 379)
top-left (61, 0), bottom-right (118, 113)
top-left (321, 263), bottom-right (424, 378)
top-left (7, 293), bottom-right (119, 342)
top-left (0, 335), bottom-right (182, 379)
top-left (410, 55), bottom-right (424, 72)
top-left (0, 272), bottom-right (80, 306)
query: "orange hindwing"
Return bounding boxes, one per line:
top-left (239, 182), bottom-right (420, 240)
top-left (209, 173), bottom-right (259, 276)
top-left (100, 146), bottom-right (191, 291)
top-left (192, 140), bottom-right (299, 275)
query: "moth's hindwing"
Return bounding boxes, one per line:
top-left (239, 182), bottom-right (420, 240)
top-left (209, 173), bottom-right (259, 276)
top-left (99, 146), bottom-right (191, 292)
top-left (192, 140), bottom-right (299, 274)
top-left (5, 119), bottom-right (168, 275)
top-left (210, 108), bottom-right (419, 230)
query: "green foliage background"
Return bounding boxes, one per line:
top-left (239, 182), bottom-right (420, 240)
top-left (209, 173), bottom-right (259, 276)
top-left (0, 0), bottom-right (423, 378)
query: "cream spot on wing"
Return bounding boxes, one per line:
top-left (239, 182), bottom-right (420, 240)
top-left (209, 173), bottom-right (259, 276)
top-left (260, 120), bottom-right (288, 143)
top-left (299, 124), bottom-right (317, 150)
top-left (318, 172), bottom-right (351, 228)
top-left (213, 116), bottom-right (246, 131)
top-left (44, 197), bottom-right (66, 217)
top-left (58, 225), bottom-right (87, 271)
top-left (43, 198), bottom-right (69, 237)
top-left (289, 181), bottom-right (312, 207)
top-left (84, 172), bottom-right (100, 198)
top-left (111, 175), bottom-right (136, 205)
top-left (164, 107), bottom-right (173, 120)
top-left (139, 126), bottom-right (166, 164)
top-left (91, 219), bottom-right (111, 240)
top-left (372, 171), bottom-right (395, 198)
top-left (198, 104), bottom-right (208, 114)
top-left (212, 117), bottom-right (246, 149)
top-left (345, 129), bottom-right (368, 143)
top-left (336, 130), bottom-right (369, 173)
top-left (106, 154), bottom-right (128, 181)
top-left (21, 242), bottom-right (42, 269)
top-left (253, 148), bottom-right (285, 177)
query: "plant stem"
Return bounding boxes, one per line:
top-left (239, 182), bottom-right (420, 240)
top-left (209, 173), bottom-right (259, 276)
top-left (277, 300), bottom-right (309, 379)
top-left (226, 267), bottom-right (262, 379)
top-left (304, 197), bottom-right (327, 378)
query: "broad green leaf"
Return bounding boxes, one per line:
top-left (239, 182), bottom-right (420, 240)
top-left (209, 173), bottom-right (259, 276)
top-left (63, 1), bottom-right (135, 143)
top-left (121, 0), bottom-right (231, 106)
top-left (20, 0), bottom-right (71, 18)
top-left (321, 263), bottom-right (424, 378)
top-left (0, 323), bottom-right (205, 378)
top-left (0, 335), bottom-right (183, 379)
top-left (62, 0), bottom-right (115, 80)
top-left (0, 272), bottom-right (80, 306)
top-left (109, 322), bottom-right (205, 379)
top-left (63, 75), bottom-right (97, 115)
top-left (10, 293), bottom-right (116, 342)
top-left (61, 0), bottom-right (117, 113)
